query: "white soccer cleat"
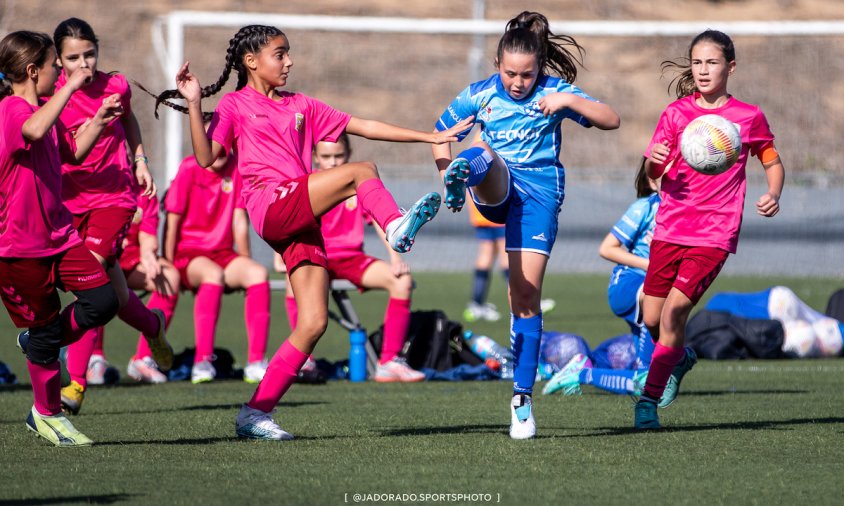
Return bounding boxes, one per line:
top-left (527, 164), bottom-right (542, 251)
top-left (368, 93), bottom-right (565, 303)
top-left (509, 394), bottom-right (536, 440)
top-left (191, 359), bottom-right (217, 384)
top-left (243, 359), bottom-right (269, 384)
top-left (235, 404), bottom-right (294, 441)
top-left (127, 356), bottom-right (168, 384)
top-left (374, 357), bottom-right (425, 383)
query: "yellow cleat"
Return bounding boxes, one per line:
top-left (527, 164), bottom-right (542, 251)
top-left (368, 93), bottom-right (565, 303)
top-left (146, 309), bottom-right (174, 372)
top-left (26, 406), bottom-right (93, 446)
top-left (60, 380), bottom-right (85, 415)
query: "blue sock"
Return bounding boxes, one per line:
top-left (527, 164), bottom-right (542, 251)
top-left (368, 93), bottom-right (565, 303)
top-left (471, 269), bottom-right (490, 305)
top-left (511, 313), bottom-right (542, 395)
top-left (579, 368), bottom-right (640, 395)
top-left (458, 146), bottom-right (494, 186)
top-left (635, 327), bottom-right (656, 370)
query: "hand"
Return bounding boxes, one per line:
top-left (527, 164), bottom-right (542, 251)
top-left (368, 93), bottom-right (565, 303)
top-left (431, 116), bottom-right (475, 144)
top-left (648, 141), bottom-right (671, 166)
top-left (140, 249), bottom-right (162, 285)
top-left (94, 93), bottom-right (124, 125)
top-left (65, 67), bottom-right (95, 92)
top-left (134, 160), bottom-right (157, 197)
top-left (391, 257), bottom-right (410, 278)
top-left (73, 118), bottom-right (92, 139)
top-left (175, 61), bottom-right (202, 104)
top-left (756, 192), bottom-right (780, 217)
top-left (537, 92), bottom-right (571, 117)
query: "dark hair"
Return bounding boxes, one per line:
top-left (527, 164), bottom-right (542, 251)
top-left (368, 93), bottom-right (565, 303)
top-left (333, 132), bottom-right (351, 153)
top-left (662, 29), bottom-right (736, 99)
top-left (497, 11), bottom-right (584, 84)
top-left (53, 17), bottom-right (99, 56)
top-left (634, 158), bottom-right (656, 198)
top-left (144, 25), bottom-right (285, 121)
top-left (0, 31), bottom-right (55, 100)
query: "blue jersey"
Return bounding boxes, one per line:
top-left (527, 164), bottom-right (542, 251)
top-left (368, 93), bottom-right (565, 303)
top-left (435, 74), bottom-right (596, 213)
top-left (610, 193), bottom-right (660, 276)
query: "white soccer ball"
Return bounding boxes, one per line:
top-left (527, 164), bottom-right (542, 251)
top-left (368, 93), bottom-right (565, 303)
top-left (680, 114), bottom-right (742, 175)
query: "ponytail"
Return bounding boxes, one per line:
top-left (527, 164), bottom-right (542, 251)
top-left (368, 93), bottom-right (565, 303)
top-left (497, 11), bottom-right (584, 83)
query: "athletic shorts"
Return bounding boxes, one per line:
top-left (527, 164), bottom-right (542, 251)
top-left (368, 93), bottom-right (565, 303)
top-left (472, 176), bottom-right (560, 256)
top-left (73, 207), bottom-right (136, 266)
top-left (474, 226), bottom-right (506, 241)
top-left (326, 252), bottom-right (378, 291)
top-left (260, 175), bottom-right (328, 273)
top-left (174, 248), bottom-right (240, 291)
top-left (607, 266), bottom-right (645, 333)
top-left (120, 244), bottom-right (141, 275)
top-left (0, 244), bottom-right (109, 328)
top-left (643, 240), bottom-right (729, 304)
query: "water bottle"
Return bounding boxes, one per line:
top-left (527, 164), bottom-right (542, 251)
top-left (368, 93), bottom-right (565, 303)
top-left (348, 327), bottom-right (367, 382)
top-left (464, 331), bottom-right (514, 379)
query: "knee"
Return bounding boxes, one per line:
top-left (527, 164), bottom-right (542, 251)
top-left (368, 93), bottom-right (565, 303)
top-left (200, 265), bottom-right (225, 286)
top-left (246, 265), bottom-right (269, 286)
top-left (356, 161), bottom-right (379, 180)
top-left (296, 313), bottom-right (328, 341)
top-left (509, 283), bottom-right (540, 314)
top-left (74, 283), bottom-right (119, 329)
top-left (25, 319), bottom-right (64, 364)
top-left (390, 275), bottom-right (413, 299)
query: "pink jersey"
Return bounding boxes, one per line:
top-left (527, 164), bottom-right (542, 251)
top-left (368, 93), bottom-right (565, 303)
top-left (0, 97), bottom-right (81, 258)
top-left (56, 71), bottom-right (137, 213)
top-left (644, 93), bottom-right (775, 253)
top-left (321, 195), bottom-right (370, 260)
top-left (124, 190), bottom-right (160, 250)
top-left (165, 155), bottom-right (244, 252)
top-left (207, 86), bottom-right (350, 238)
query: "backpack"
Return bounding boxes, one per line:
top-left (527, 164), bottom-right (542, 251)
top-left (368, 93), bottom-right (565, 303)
top-left (368, 310), bottom-right (483, 371)
top-left (685, 310), bottom-right (785, 360)
top-left (824, 289), bottom-right (844, 321)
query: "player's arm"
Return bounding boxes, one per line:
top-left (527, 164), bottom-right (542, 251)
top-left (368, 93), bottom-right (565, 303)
top-left (538, 93), bottom-right (620, 130)
top-left (346, 116), bottom-right (474, 145)
top-left (233, 208), bottom-right (251, 257)
top-left (121, 111), bottom-right (156, 197)
top-left (598, 232), bottom-right (649, 271)
top-left (163, 212), bottom-right (182, 262)
top-left (757, 148), bottom-right (784, 217)
top-left (176, 62), bottom-right (225, 167)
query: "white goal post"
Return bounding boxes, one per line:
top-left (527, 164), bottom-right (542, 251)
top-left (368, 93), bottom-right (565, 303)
top-left (151, 11), bottom-right (844, 183)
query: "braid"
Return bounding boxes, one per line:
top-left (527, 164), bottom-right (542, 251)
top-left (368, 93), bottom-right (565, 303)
top-left (141, 24), bottom-right (284, 120)
top-left (499, 11), bottom-right (584, 83)
top-left (132, 80), bottom-right (213, 122)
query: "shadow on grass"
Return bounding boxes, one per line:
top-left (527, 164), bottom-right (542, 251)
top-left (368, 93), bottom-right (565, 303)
top-left (0, 493), bottom-right (139, 505)
top-left (680, 389), bottom-right (810, 397)
top-left (582, 416), bottom-right (844, 437)
top-left (81, 401), bottom-right (325, 417)
top-left (94, 433), bottom-right (351, 445)
top-left (375, 424), bottom-right (556, 439)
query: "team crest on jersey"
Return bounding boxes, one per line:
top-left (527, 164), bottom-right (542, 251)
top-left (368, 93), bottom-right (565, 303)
top-left (345, 195), bottom-right (358, 210)
top-left (132, 208), bottom-right (143, 224)
top-left (295, 113), bottom-right (304, 131)
top-left (478, 102), bottom-right (493, 122)
top-left (523, 102), bottom-right (542, 118)
top-left (221, 177), bottom-right (234, 194)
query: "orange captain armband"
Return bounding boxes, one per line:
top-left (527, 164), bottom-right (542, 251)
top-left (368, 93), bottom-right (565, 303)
top-left (757, 144), bottom-right (779, 164)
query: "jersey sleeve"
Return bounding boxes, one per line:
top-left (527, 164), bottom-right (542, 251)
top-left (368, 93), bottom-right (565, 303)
top-left (1, 98), bottom-right (32, 154)
top-left (164, 162), bottom-right (192, 215)
top-left (208, 94), bottom-right (236, 152)
top-left (434, 85), bottom-right (476, 141)
top-left (611, 199), bottom-right (648, 250)
top-left (303, 95), bottom-right (351, 144)
top-left (747, 108), bottom-right (776, 159)
top-left (138, 193), bottom-right (160, 235)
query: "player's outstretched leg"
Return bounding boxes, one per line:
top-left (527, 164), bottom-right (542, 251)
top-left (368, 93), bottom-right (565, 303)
top-left (385, 193), bottom-right (441, 253)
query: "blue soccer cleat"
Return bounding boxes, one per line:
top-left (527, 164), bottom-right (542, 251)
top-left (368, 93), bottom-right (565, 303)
top-left (634, 399), bottom-right (661, 430)
top-left (542, 353), bottom-right (589, 396)
top-left (442, 158), bottom-right (470, 212)
top-left (386, 192), bottom-right (441, 253)
top-left (659, 347), bottom-right (697, 409)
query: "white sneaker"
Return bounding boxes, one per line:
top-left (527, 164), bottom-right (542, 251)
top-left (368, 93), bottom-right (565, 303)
top-left (191, 359), bottom-right (216, 384)
top-left (463, 302), bottom-right (502, 322)
top-left (509, 394), bottom-right (536, 440)
top-left (540, 299), bottom-right (556, 314)
top-left (374, 357), bottom-right (425, 383)
top-left (243, 359), bottom-right (269, 384)
top-left (127, 356), bottom-right (168, 384)
top-left (86, 354), bottom-right (119, 385)
top-left (235, 404), bottom-right (293, 441)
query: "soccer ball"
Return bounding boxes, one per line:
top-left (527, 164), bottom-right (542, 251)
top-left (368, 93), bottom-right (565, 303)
top-left (680, 114), bottom-right (742, 175)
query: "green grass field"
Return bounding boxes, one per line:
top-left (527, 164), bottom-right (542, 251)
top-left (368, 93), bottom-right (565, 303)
top-left (1, 273), bottom-right (843, 505)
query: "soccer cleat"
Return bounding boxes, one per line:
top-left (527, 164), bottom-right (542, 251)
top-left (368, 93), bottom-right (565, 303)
top-left (127, 356), bottom-right (168, 384)
top-left (540, 298), bottom-right (556, 314)
top-left (542, 353), bottom-right (589, 395)
top-left (509, 394), bottom-right (536, 439)
top-left (60, 381), bottom-right (86, 416)
top-left (191, 359), bottom-right (217, 384)
top-left (243, 359), bottom-right (269, 384)
top-left (26, 406), bottom-right (93, 447)
top-left (297, 357), bottom-right (327, 384)
top-left (385, 193), bottom-right (441, 253)
top-left (463, 301), bottom-right (502, 322)
top-left (86, 354), bottom-right (120, 385)
top-left (442, 158), bottom-right (471, 211)
top-left (145, 309), bottom-right (174, 373)
top-left (658, 347), bottom-right (698, 409)
top-left (631, 369), bottom-right (648, 399)
top-left (16, 330), bottom-right (29, 355)
top-left (634, 398), bottom-right (661, 430)
top-left (235, 404), bottom-right (294, 441)
top-left (374, 357), bottom-right (425, 383)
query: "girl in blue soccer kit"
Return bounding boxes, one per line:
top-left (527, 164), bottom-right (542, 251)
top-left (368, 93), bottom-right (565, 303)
top-left (432, 11), bottom-right (620, 439)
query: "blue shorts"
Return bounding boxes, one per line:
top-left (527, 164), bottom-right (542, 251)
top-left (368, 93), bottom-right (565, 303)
top-left (472, 177), bottom-right (559, 257)
top-left (607, 266), bottom-right (645, 333)
top-left (474, 226), bottom-right (506, 241)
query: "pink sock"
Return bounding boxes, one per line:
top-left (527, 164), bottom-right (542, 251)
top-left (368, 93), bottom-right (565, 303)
top-left (247, 339), bottom-right (308, 413)
top-left (643, 343), bottom-right (687, 401)
top-left (135, 292), bottom-right (178, 360)
top-left (195, 283), bottom-right (223, 362)
top-left (92, 325), bottom-right (105, 356)
top-left (380, 298), bottom-right (411, 364)
top-left (28, 360), bottom-right (62, 416)
top-left (285, 295), bottom-right (298, 331)
top-left (118, 290), bottom-right (160, 338)
top-left (65, 328), bottom-right (99, 388)
top-left (245, 282), bottom-right (270, 363)
top-left (356, 179), bottom-right (402, 231)
top-left (59, 306), bottom-right (86, 346)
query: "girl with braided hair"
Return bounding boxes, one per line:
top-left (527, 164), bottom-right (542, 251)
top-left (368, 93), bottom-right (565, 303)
top-left (432, 11), bottom-right (620, 439)
top-left (148, 24), bottom-right (472, 440)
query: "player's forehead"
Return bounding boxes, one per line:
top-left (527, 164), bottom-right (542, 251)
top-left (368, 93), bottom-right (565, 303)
top-left (498, 51), bottom-right (539, 72)
top-left (59, 37), bottom-right (97, 56)
top-left (263, 34), bottom-right (289, 52)
top-left (690, 41), bottom-right (726, 61)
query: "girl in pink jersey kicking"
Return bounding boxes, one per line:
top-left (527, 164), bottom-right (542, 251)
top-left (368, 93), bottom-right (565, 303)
top-left (149, 24), bottom-right (471, 440)
top-left (164, 147), bottom-right (271, 385)
top-left (634, 30), bottom-right (785, 430)
top-left (52, 18), bottom-right (173, 415)
top-left (0, 30), bottom-right (122, 446)
top-left (283, 134), bottom-right (424, 383)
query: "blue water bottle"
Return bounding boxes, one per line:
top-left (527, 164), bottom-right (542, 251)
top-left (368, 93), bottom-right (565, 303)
top-left (348, 327), bottom-right (367, 382)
